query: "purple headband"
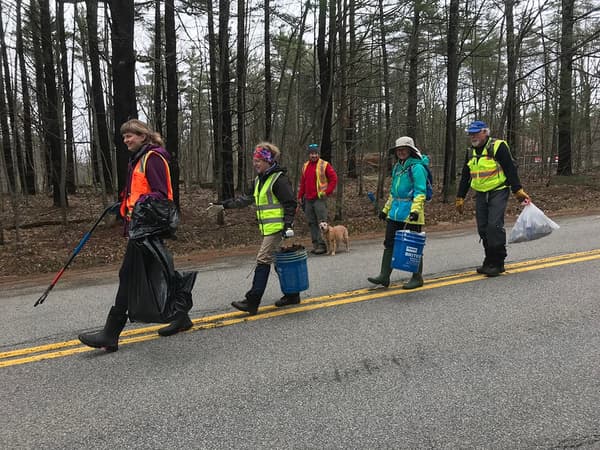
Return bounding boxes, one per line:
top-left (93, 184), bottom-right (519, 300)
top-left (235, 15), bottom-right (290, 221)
top-left (253, 147), bottom-right (274, 163)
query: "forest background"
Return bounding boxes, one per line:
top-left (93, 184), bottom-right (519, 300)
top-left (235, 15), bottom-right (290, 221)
top-left (0, 0), bottom-right (599, 280)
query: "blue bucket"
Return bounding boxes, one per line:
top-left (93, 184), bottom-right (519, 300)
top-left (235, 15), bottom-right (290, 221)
top-left (392, 230), bottom-right (426, 272)
top-left (275, 249), bottom-right (309, 293)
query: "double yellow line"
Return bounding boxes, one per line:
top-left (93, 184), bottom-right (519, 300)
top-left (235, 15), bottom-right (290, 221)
top-left (2, 249), bottom-right (599, 369)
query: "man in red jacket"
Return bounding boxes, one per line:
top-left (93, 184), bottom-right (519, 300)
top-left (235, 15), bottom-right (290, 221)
top-left (297, 143), bottom-right (338, 254)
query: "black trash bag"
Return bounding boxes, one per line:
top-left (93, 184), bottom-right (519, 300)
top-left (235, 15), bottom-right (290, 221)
top-left (128, 198), bottom-right (179, 240)
top-left (126, 236), bottom-right (197, 323)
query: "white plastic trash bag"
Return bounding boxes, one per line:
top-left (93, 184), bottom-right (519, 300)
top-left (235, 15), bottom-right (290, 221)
top-left (508, 202), bottom-right (559, 243)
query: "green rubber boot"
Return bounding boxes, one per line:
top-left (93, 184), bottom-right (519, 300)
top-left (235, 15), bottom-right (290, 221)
top-left (367, 248), bottom-right (394, 287)
top-left (402, 259), bottom-right (424, 290)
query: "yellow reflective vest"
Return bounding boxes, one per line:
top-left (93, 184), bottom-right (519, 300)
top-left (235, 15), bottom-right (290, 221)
top-left (467, 138), bottom-right (509, 192)
top-left (302, 159), bottom-right (329, 198)
top-left (254, 171), bottom-right (285, 236)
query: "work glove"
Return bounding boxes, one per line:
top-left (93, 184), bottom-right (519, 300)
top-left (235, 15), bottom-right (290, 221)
top-left (108, 201), bottom-right (121, 215)
top-left (378, 210), bottom-right (387, 221)
top-left (408, 211), bottom-right (419, 222)
top-left (455, 197), bottom-right (464, 214)
top-left (318, 191), bottom-right (326, 199)
top-left (206, 201), bottom-right (225, 212)
top-left (513, 188), bottom-right (530, 203)
top-left (282, 224), bottom-right (294, 239)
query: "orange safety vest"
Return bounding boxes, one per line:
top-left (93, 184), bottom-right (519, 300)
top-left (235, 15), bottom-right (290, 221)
top-left (302, 159), bottom-right (329, 197)
top-left (120, 150), bottom-right (173, 219)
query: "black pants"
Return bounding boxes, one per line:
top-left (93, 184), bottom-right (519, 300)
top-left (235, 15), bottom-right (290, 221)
top-left (475, 188), bottom-right (509, 261)
top-left (383, 219), bottom-right (422, 249)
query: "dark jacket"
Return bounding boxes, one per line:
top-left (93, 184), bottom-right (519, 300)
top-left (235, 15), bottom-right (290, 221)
top-left (223, 164), bottom-right (297, 227)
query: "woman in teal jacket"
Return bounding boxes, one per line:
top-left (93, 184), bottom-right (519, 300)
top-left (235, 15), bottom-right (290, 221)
top-left (368, 136), bottom-right (429, 289)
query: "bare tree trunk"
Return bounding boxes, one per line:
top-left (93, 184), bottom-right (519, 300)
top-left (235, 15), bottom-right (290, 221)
top-left (16, 0), bottom-right (36, 194)
top-left (218, 0), bottom-right (234, 199)
top-left (334, 0), bottom-right (347, 222)
top-left (236, 0), bottom-right (248, 191)
top-left (76, 5), bottom-right (106, 200)
top-left (556, 0), bottom-right (574, 176)
top-left (0, 3), bottom-right (16, 190)
top-left (207, 0), bottom-right (221, 198)
top-left (442, 0), bottom-right (459, 202)
top-left (30, 0), bottom-right (50, 191)
top-left (317, 0), bottom-right (335, 162)
top-left (505, 0), bottom-right (518, 153)
top-left (264, 0), bottom-right (272, 140)
top-left (406, 4), bottom-right (420, 139)
top-left (375, 0), bottom-right (391, 203)
top-left (107, 0), bottom-right (137, 192)
top-left (346, 0), bottom-right (357, 179)
top-left (153, 0), bottom-right (163, 135)
top-left (164, 0), bottom-right (180, 206)
top-left (40, 0), bottom-right (67, 207)
top-left (86, 0), bottom-right (114, 194)
top-left (57, 0), bottom-right (76, 194)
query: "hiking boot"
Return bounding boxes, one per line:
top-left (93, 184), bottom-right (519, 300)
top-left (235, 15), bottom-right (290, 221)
top-left (275, 293), bottom-right (300, 307)
top-left (479, 264), bottom-right (503, 277)
top-left (476, 258), bottom-right (490, 274)
top-left (158, 312), bottom-right (193, 337)
top-left (311, 245), bottom-right (327, 255)
top-left (231, 300), bottom-right (259, 315)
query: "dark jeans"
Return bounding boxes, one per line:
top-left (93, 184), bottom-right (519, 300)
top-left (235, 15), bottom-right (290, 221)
top-left (383, 219), bottom-right (422, 249)
top-left (475, 188), bottom-right (509, 259)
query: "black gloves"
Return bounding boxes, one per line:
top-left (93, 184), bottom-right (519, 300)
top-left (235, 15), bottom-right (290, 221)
top-left (408, 211), bottom-right (419, 222)
top-left (378, 210), bottom-right (387, 221)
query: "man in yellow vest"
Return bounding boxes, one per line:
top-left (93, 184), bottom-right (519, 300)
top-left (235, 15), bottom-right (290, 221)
top-left (298, 143), bottom-right (338, 254)
top-left (456, 120), bottom-right (530, 277)
top-left (215, 142), bottom-right (300, 314)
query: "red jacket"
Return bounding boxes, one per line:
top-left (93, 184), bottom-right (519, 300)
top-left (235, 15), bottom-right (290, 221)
top-left (298, 158), bottom-right (338, 201)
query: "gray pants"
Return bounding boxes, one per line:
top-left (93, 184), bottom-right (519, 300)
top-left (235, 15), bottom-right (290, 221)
top-left (475, 188), bottom-right (509, 261)
top-left (304, 198), bottom-right (328, 248)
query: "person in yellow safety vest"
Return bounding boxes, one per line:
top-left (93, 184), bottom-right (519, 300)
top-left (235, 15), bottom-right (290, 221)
top-left (78, 119), bottom-right (196, 352)
top-left (297, 143), bottom-right (338, 254)
top-left (214, 142), bottom-right (299, 315)
top-left (456, 120), bottom-right (531, 277)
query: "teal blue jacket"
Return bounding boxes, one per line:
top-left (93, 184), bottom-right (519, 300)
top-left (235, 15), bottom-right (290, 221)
top-left (383, 155), bottom-right (430, 225)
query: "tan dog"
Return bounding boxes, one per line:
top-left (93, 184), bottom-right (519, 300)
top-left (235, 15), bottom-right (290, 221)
top-left (319, 221), bottom-right (350, 256)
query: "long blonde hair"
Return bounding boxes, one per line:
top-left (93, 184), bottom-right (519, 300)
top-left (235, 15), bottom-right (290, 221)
top-left (120, 119), bottom-right (164, 147)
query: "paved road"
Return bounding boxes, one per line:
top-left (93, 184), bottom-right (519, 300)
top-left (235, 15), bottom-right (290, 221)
top-left (1, 214), bottom-right (599, 449)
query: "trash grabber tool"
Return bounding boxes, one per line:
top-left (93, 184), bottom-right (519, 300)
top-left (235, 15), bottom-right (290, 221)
top-left (34, 204), bottom-right (115, 307)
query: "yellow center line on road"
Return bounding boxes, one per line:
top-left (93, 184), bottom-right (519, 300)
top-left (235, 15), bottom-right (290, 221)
top-left (2, 249), bottom-right (600, 369)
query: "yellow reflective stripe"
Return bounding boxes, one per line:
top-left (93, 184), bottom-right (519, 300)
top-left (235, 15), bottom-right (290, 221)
top-left (472, 169), bottom-right (501, 178)
top-left (257, 204), bottom-right (283, 211)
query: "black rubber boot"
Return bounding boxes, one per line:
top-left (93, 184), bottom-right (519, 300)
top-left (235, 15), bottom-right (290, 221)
top-left (275, 293), bottom-right (300, 307)
top-left (476, 241), bottom-right (490, 274)
top-left (232, 263), bottom-right (270, 315)
top-left (158, 312), bottom-right (193, 337)
top-left (367, 248), bottom-right (394, 287)
top-left (402, 259), bottom-right (424, 290)
top-left (78, 306), bottom-right (127, 352)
